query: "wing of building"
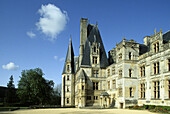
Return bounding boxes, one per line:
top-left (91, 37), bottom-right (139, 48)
top-left (61, 18), bottom-right (170, 108)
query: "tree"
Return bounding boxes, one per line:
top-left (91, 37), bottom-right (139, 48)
top-left (5, 75), bottom-right (17, 105)
top-left (51, 84), bottom-right (61, 105)
top-left (17, 68), bottom-right (54, 105)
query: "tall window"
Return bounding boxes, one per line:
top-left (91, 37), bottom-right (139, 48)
top-left (129, 87), bottom-right (133, 97)
top-left (107, 69), bottom-right (110, 77)
top-left (119, 70), bottom-right (122, 78)
top-left (67, 65), bottom-right (70, 71)
top-left (67, 98), bottom-right (69, 104)
top-left (93, 57), bottom-right (97, 64)
top-left (153, 62), bottom-right (159, 74)
top-left (129, 69), bottom-right (132, 77)
top-left (140, 66), bottom-right (145, 77)
top-left (93, 82), bottom-right (99, 90)
top-left (154, 81), bottom-right (160, 99)
top-left (82, 85), bottom-right (84, 90)
top-left (93, 70), bottom-right (99, 77)
top-left (168, 59), bottom-right (170, 71)
top-left (157, 42), bottom-right (159, 52)
top-left (67, 75), bottom-right (69, 80)
top-left (154, 44), bottom-right (156, 53)
top-left (112, 80), bottom-right (116, 89)
top-left (112, 67), bottom-right (115, 75)
top-left (141, 83), bottom-right (145, 98)
top-left (119, 53), bottom-right (122, 61)
top-left (67, 86), bottom-right (69, 92)
top-left (94, 46), bottom-right (96, 52)
top-left (108, 81), bottom-right (110, 89)
top-left (129, 52), bottom-right (132, 60)
top-left (153, 42), bottom-right (159, 53)
top-left (94, 96), bottom-right (98, 100)
top-left (119, 88), bottom-right (122, 97)
top-left (87, 96), bottom-right (91, 100)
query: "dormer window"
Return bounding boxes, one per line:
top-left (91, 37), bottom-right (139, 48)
top-left (67, 65), bottom-right (70, 72)
top-left (129, 52), bottom-right (132, 60)
top-left (119, 53), bottom-right (122, 61)
top-left (93, 57), bottom-right (97, 64)
top-left (153, 42), bottom-right (159, 53)
top-left (94, 46), bottom-right (96, 52)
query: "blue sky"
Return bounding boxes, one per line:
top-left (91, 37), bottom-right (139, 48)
top-left (0, 0), bottom-right (170, 88)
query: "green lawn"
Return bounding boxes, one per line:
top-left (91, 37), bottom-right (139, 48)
top-left (0, 107), bottom-right (28, 111)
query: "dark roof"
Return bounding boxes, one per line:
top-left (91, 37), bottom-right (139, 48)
top-left (100, 92), bottom-right (109, 96)
top-left (163, 31), bottom-right (170, 43)
top-left (139, 44), bottom-right (148, 55)
top-left (78, 69), bottom-right (86, 80)
top-left (62, 37), bottom-right (75, 74)
top-left (81, 24), bottom-right (109, 68)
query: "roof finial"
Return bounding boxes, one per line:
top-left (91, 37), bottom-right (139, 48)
top-left (96, 21), bottom-right (98, 26)
top-left (154, 28), bottom-right (157, 34)
top-left (69, 35), bottom-right (72, 42)
top-left (160, 28), bottom-right (162, 33)
top-left (123, 36), bottom-right (125, 41)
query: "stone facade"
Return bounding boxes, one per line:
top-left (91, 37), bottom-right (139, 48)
top-left (61, 18), bottom-right (170, 108)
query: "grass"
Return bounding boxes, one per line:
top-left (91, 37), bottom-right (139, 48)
top-left (0, 107), bottom-right (29, 111)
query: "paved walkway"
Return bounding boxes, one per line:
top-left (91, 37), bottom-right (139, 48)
top-left (0, 108), bottom-right (156, 114)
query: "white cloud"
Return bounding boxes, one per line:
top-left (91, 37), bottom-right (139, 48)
top-left (59, 57), bottom-right (65, 61)
top-left (2, 62), bottom-right (19, 71)
top-left (27, 31), bottom-right (36, 38)
top-left (54, 56), bottom-right (58, 60)
top-left (36, 4), bottom-right (68, 41)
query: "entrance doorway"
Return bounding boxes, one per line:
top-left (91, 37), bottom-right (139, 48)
top-left (120, 103), bottom-right (123, 109)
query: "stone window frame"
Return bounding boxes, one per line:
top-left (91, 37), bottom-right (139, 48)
top-left (67, 98), bottom-right (69, 104)
top-left (129, 69), bottom-right (132, 78)
top-left (67, 64), bottom-right (70, 72)
top-left (93, 96), bottom-right (98, 100)
top-left (112, 80), bottom-right (116, 89)
top-left (140, 66), bottom-right (145, 77)
top-left (93, 82), bottom-right (99, 90)
top-left (140, 83), bottom-right (145, 99)
top-left (93, 70), bottom-right (99, 77)
top-left (129, 52), bottom-right (132, 60)
top-left (118, 88), bottom-right (123, 97)
top-left (153, 62), bottom-right (160, 75)
top-left (82, 85), bottom-right (84, 90)
top-left (108, 80), bottom-right (110, 89)
top-left (168, 59), bottom-right (170, 72)
top-left (119, 53), bottom-right (122, 61)
top-left (153, 81), bottom-right (160, 99)
top-left (107, 69), bottom-right (110, 77)
top-left (129, 87), bottom-right (134, 97)
top-left (87, 96), bottom-right (91, 100)
top-left (67, 86), bottom-right (69, 92)
top-left (93, 56), bottom-right (98, 64)
top-left (67, 75), bottom-right (69, 80)
top-left (153, 41), bottom-right (159, 53)
top-left (119, 69), bottom-right (122, 78)
top-left (112, 66), bottom-right (115, 75)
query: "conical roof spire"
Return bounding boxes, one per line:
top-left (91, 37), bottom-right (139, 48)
top-left (62, 36), bottom-right (75, 74)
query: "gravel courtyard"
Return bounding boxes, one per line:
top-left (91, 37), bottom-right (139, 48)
top-left (0, 108), bottom-right (156, 114)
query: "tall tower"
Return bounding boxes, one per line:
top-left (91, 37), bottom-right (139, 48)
top-left (61, 37), bottom-right (75, 107)
top-left (79, 18), bottom-right (87, 67)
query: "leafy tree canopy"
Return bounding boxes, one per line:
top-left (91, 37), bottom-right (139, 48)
top-left (17, 68), bottom-right (54, 105)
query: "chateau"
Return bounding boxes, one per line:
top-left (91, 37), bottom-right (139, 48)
top-left (61, 18), bottom-right (170, 108)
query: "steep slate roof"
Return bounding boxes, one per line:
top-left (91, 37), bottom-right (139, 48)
top-left (81, 24), bottom-right (109, 68)
top-left (62, 37), bottom-right (74, 74)
top-left (77, 69), bottom-right (86, 80)
top-left (139, 44), bottom-right (148, 55)
top-left (163, 31), bottom-right (170, 43)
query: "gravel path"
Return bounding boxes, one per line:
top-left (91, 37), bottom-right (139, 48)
top-left (0, 108), bottom-right (156, 114)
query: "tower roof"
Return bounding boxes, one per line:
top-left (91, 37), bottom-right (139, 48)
top-left (81, 24), bottom-right (109, 68)
top-left (62, 37), bottom-right (75, 74)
